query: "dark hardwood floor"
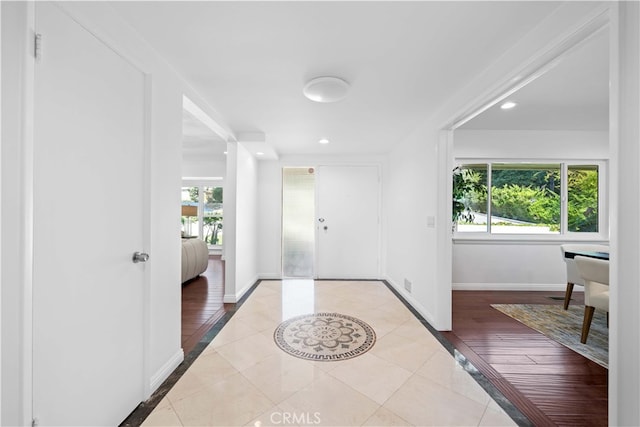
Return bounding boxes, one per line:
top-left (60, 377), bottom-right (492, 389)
top-left (181, 255), bottom-right (228, 355)
top-left (441, 290), bottom-right (608, 427)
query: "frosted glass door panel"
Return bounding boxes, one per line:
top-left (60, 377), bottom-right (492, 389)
top-left (282, 168), bottom-right (316, 277)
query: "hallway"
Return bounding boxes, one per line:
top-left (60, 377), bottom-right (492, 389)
top-left (142, 280), bottom-right (517, 426)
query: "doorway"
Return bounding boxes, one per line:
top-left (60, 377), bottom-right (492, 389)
top-left (440, 10), bottom-right (614, 426)
top-left (180, 98), bottom-right (229, 354)
top-left (281, 165), bottom-right (381, 279)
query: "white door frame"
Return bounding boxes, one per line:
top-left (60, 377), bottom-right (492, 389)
top-left (1, 8), bottom-right (3, 424)
top-left (19, 3), bottom-right (36, 424)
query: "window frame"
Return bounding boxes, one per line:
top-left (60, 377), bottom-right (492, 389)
top-left (182, 178), bottom-right (225, 248)
top-left (453, 158), bottom-right (608, 241)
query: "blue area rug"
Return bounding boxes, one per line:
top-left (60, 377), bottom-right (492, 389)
top-left (491, 303), bottom-right (608, 368)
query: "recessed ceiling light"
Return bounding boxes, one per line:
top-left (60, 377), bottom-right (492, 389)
top-left (318, 138), bottom-right (330, 144)
top-left (256, 152), bottom-right (264, 156)
top-left (303, 76), bottom-right (350, 103)
top-left (500, 101), bottom-right (517, 110)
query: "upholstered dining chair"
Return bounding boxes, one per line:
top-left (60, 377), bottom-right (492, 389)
top-left (574, 255), bottom-right (609, 344)
top-left (560, 244), bottom-right (609, 310)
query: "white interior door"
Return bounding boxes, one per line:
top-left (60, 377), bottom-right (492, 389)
top-left (32, 3), bottom-right (146, 425)
top-left (316, 166), bottom-right (380, 279)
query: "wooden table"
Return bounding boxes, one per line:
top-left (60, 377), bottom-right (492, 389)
top-left (564, 250), bottom-right (609, 260)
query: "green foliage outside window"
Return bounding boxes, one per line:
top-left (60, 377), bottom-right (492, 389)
top-left (453, 163), bottom-right (599, 233)
top-left (568, 168), bottom-right (598, 232)
top-left (452, 166), bottom-right (485, 223)
top-left (491, 185), bottom-right (560, 231)
top-left (186, 186), bottom-right (224, 245)
top-left (491, 166), bottom-right (561, 231)
top-left (202, 187), bottom-right (223, 245)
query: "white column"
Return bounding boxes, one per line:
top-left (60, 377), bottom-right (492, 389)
top-left (613, 2), bottom-right (640, 425)
top-left (223, 141), bottom-right (238, 302)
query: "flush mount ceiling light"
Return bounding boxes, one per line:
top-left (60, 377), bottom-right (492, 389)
top-left (318, 138), bottom-right (330, 144)
top-left (500, 101), bottom-right (518, 110)
top-left (303, 76), bottom-right (350, 103)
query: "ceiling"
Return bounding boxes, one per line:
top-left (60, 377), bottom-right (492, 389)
top-left (182, 108), bottom-right (227, 162)
top-left (460, 28), bottom-right (609, 131)
top-left (110, 1), bottom-right (598, 157)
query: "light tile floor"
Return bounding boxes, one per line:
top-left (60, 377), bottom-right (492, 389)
top-left (142, 280), bottom-right (516, 427)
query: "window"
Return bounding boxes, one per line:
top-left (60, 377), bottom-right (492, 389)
top-left (203, 186), bottom-right (224, 245)
top-left (491, 163), bottom-right (560, 234)
top-left (567, 165), bottom-right (599, 232)
top-left (181, 183), bottom-right (224, 246)
top-left (452, 164), bottom-right (487, 233)
top-left (453, 161), bottom-right (603, 236)
top-left (181, 186), bottom-right (200, 238)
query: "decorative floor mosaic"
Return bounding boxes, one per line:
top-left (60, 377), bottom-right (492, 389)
top-left (273, 312), bottom-right (376, 361)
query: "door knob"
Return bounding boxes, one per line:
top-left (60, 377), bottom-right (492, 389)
top-left (318, 218), bottom-right (325, 223)
top-left (132, 252), bottom-right (149, 263)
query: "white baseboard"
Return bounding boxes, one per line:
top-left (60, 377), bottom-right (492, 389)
top-left (384, 276), bottom-right (440, 329)
top-left (149, 348), bottom-right (184, 394)
top-left (223, 275), bottom-right (260, 303)
top-left (258, 273), bottom-right (282, 280)
top-left (254, 274), bottom-right (384, 281)
top-left (236, 274), bottom-right (259, 300)
top-left (452, 282), bottom-right (579, 291)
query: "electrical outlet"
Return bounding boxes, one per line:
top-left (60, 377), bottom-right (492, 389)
top-left (404, 278), bottom-right (412, 293)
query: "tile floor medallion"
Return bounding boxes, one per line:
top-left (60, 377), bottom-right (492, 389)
top-left (274, 312), bottom-right (376, 361)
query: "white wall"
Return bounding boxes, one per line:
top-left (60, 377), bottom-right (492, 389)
top-left (453, 130), bottom-right (608, 159)
top-left (0, 2), bottom-right (230, 423)
top-left (234, 143), bottom-right (259, 299)
top-left (452, 130), bottom-right (609, 290)
top-left (453, 243), bottom-right (566, 290)
top-left (612, 2), bottom-right (640, 424)
top-left (147, 76), bottom-right (183, 393)
top-left (182, 156), bottom-right (226, 179)
top-left (223, 143), bottom-right (238, 301)
top-left (256, 154), bottom-right (387, 280)
top-left (257, 159), bottom-right (282, 278)
top-left (386, 125), bottom-right (441, 326)
top-left (224, 142), bottom-right (258, 302)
